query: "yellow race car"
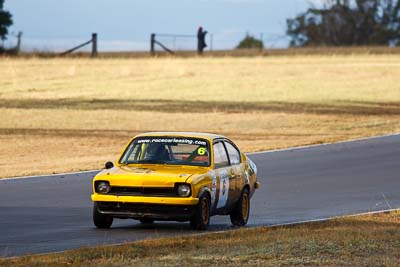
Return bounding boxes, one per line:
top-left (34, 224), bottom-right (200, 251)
top-left (91, 132), bottom-right (259, 230)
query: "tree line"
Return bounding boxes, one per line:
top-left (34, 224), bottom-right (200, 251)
top-left (0, 0), bottom-right (12, 41)
top-left (287, 0), bottom-right (400, 47)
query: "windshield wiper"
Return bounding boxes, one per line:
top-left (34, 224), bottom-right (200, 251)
top-left (135, 159), bottom-right (167, 164)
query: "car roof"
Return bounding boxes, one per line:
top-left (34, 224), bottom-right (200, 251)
top-left (134, 132), bottom-right (226, 142)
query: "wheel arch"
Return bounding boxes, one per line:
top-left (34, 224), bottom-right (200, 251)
top-left (197, 186), bottom-right (212, 200)
top-left (242, 184), bottom-right (250, 194)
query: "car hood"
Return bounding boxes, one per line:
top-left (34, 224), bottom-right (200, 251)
top-left (95, 164), bottom-right (209, 187)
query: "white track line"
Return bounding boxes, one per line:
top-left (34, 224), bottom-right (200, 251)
top-left (6, 208), bottom-right (399, 260)
top-left (247, 132), bottom-right (400, 155)
top-left (267, 207), bottom-right (400, 227)
top-left (0, 170), bottom-right (99, 181)
top-left (2, 132), bottom-right (400, 181)
top-left (191, 208), bottom-right (400, 240)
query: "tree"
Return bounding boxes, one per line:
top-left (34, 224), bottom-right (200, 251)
top-left (236, 33), bottom-right (264, 49)
top-left (0, 0), bottom-right (13, 41)
top-left (287, 0), bottom-right (400, 46)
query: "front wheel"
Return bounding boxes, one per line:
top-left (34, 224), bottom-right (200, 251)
top-left (93, 203), bottom-right (113, 229)
top-left (190, 193), bottom-right (210, 230)
top-left (230, 188), bottom-right (250, 226)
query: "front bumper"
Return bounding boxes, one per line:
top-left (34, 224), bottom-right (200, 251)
top-left (92, 194), bottom-right (199, 221)
top-left (91, 194), bottom-right (199, 205)
top-left (95, 201), bottom-right (196, 221)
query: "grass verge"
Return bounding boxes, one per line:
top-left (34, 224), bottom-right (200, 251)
top-left (1, 211), bottom-right (399, 266)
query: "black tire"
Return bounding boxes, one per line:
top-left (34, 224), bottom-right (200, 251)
top-left (190, 192), bottom-right (210, 230)
top-left (230, 188), bottom-right (250, 227)
top-left (139, 218), bottom-right (154, 224)
top-left (93, 203), bottom-right (113, 229)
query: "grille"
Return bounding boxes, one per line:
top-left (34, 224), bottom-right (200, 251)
top-left (108, 186), bottom-right (177, 197)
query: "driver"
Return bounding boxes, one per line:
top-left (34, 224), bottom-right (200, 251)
top-left (144, 143), bottom-right (170, 161)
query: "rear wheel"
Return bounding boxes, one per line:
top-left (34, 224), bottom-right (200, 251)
top-left (139, 218), bottom-right (155, 224)
top-left (230, 188), bottom-right (250, 226)
top-left (93, 203), bottom-right (113, 229)
top-left (190, 193), bottom-right (210, 230)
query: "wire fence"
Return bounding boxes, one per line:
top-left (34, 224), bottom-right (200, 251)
top-left (2, 30), bottom-right (289, 56)
top-left (59, 33), bottom-right (97, 57)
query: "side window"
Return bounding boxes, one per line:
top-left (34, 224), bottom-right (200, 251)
top-left (213, 142), bottom-right (229, 168)
top-left (224, 141), bottom-right (241, 165)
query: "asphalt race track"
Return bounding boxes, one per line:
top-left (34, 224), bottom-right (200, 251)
top-left (1, 134), bottom-right (399, 257)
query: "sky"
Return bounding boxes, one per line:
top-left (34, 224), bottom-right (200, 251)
top-left (3, 0), bottom-right (323, 52)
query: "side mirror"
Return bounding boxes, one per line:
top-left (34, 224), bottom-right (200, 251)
top-left (105, 161), bottom-right (114, 169)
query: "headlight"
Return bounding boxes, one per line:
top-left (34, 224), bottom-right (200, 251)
top-left (177, 184), bottom-right (191, 197)
top-left (96, 181), bottom-right (111, 194)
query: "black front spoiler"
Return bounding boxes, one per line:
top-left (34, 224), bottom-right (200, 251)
top-left (95, 201), bottom-right (195, 221)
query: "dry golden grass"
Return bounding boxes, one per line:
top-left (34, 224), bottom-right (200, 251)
top-left (1, 211), bottom-right (399, 266)
top-left (2, 55), bottom-right (400, 102)
top-left (0, 55), bottom-right (399, 177)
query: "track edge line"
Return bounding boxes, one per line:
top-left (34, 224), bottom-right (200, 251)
top-left (3, 208), bottom-right (398, 260)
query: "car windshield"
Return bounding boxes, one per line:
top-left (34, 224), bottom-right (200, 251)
top-left (119, 137), bottom-right (210, 167)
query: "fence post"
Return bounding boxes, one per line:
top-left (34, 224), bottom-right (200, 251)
top-left (16, 31), bottom-right (23, 54)
top-left (91, 33), bottom-right (98, 57)
top-left (150, 33), bottom-right (155, 55)
top-left (210, 33), bottom-right (213, 51)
